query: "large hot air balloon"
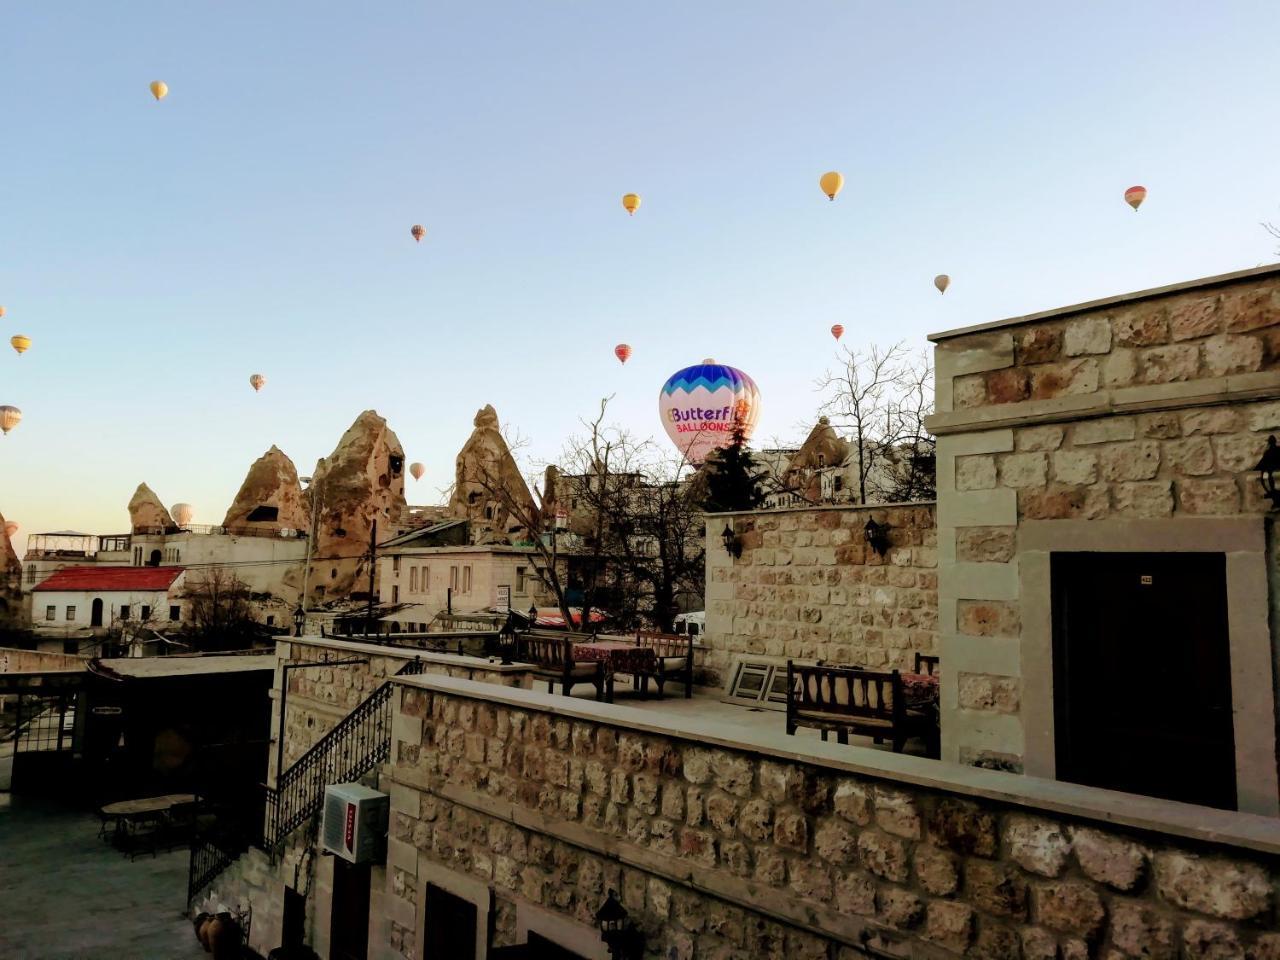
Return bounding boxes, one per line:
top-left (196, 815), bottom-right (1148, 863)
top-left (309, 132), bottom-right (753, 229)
top-left (659, 359), bottom-right (761, 464)
top-left (249, 373), bottom-right (266, 392)
top-left (614, 344), bottom-right (632, 364)
top-left (934, 274), bottom-right (951, 294)
top-left (409, 462), bottom-right (425, 481)
top-left (819, 171), bottom-right (844, 201)
top-left (830, 324), bottom-right (844, 341)
top-left (622, 193), bottom-right (641, 216)
top-left (0, 406), bottom-right (21, 435)
top-left (150, 81), bottom-right (168, 101)
top-left (10, 335), bottom-right (30, 355)
top-left (1124, 185), bottom-right (1147, 212)
top-left (171, 503), bottom-right (194, 527)
top-left (411, 224), bottom-right (425, 242)
top-left (4, 521), bottom-right (18, 539)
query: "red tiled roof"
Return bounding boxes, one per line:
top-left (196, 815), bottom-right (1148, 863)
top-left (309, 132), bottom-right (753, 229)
top-left (33, 565), bottom-right (185, 592)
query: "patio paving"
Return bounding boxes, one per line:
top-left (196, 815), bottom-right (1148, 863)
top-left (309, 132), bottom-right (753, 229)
top-left (0, 794), bottom-right (206, 960)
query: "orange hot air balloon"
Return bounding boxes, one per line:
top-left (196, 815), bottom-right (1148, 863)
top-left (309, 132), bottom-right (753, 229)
top-left (830, 324), bottom-right (844, 341)
top-left (3, 521), bottom-right (17, 539)
top-left (0, 306), bottom-right (6, 319)
top-left (410, 224), bottom-right (425, 242)
top-left (622, 193), bottom-right (641, 216)
top-left (0, 405), bottom-right (21, 435)
top-left (249, 373), bottom-right (266, 392)
top-left (410, 462), bottom-right (425, 481)
top-left (819, 171), bottom-right (844, 201)
top-left (1124, 185), bottom-right (1147, 211)
top-left (934, 274), bottom-right (951, 294)
top-left (614, 343), bottom-right (632, 364)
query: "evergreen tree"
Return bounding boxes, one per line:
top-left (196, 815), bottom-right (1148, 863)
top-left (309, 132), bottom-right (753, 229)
top-left (698, 423), bottom-right (767, 513)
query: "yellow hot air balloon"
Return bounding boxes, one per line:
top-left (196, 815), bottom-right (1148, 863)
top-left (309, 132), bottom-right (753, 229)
top-left (10, 335), bottom-right (30, 355)
top-left (249, 373), bottom-right (266, 392)
top-left (3, 521), bottom-right (17, 539)
top-left (0, 306), bottom-right (6, 319)
top-left (150, 81), bottom-right (168, 101)
top-left (934, 274), bottom-right (951, 295)
top-left (0, 405), bottom-right (21, 435)
top-left (819, 171), bottom-right (844, 201)
top-left (410, 462), bottom-right (425, 481)
top-left (622, 193), bottom-right (641, 216)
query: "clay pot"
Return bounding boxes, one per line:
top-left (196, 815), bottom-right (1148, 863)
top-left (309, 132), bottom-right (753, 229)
top-left (192, 913), bottom-right (212, 947)
top-left (207, 915), bottom-right (243, 960)
top-left (197, 916), bottom-right (214, 952)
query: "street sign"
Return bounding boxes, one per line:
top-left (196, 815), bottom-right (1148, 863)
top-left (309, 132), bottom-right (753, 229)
top-left (91, 706), bottom-right (123, 716)
top-left (496, 585), bottom-right (511, 611)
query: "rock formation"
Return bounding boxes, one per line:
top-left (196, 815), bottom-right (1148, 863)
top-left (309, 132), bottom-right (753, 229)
top-left (448, 405), bottom-right (538, 543)
top-left (223, 445), bottom-right (310, 533)
top-left (0, 510), bottom-right (19, 577)
top-left (784, 417), bottom-right (852, 501)
top-left (308, 410), bottom-right (407, 602)
top-left (128, 483), bottom-right (175, 533)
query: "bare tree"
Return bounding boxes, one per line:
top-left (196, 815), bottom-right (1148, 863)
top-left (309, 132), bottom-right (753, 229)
top-left (817, 342), bottom-right (936, 503)
top-left (181, 566), bottom-right (260, 649)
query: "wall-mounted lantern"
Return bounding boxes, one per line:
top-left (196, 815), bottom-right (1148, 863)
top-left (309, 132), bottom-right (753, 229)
top-left (595, 889), bottom-right (643, 960)
top-left (498, 614), bottom-right (517, 665)
top-left (720, 523), bottom-right (742, 559)
top-left (863, 518), bottom-right (890, 557)
top-left (293, 605), bottom-right (306, 637)
top-left (1253, 435), bottom-right (1280, 509)
top-left (528, 602), bottom-right (539, 624)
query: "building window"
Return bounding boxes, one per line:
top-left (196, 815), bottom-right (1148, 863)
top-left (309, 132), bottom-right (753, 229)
top-left (65, 606), bottom-right (76, 621)
top-left (392, 585), bottom-right (400, 603)
top-left (45, 605), bottom-right (55, 621)
top-left (63, 638), bottom-right (78, 654)
top-left (120, 605), bottom-right (130, 620)
top-left (141, 605), bottom-right (151, 621)
top-left (410, 567), bottom-right (418, 592)
top-left (393, 556), bottom-right (401, 574)
top-left (462, 566), bottom-right (472, 593)
top-left (246, 505), bottom-right (279, 522)
top-left (265, 615), bottom-right (274, 626)
top-left (516, 566), bottom-right (528, 594)
top-left (834, 476), bottom-right (843, 492)
top-left (449, 566), bottom-right (458, 591)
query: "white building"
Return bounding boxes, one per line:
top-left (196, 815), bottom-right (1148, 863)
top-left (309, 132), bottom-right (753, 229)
top-left (30, 565), bottom-right (187, 651)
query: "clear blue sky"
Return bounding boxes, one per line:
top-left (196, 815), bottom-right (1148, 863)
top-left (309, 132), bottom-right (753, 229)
top-left (3, 1), bottom-right (1279, 551)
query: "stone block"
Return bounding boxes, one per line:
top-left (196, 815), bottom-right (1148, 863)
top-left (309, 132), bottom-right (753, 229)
top-left (1112, 481), bottom-right (1173, 518)
top-left (877, 888), bottom-right (923, 929)
top-left (1073, 417), bottom-right (1136, 445)
top-left (1114, 306), bottom-right (1171, 346)
top-left (914, 845), bottom-right (959, 896)
top-left (923, 900), bottom-right (973, 953)
top-left (1223, 287), bottom-right (1280, 333)
top-left (930, 799), bottom-right (998, 857)
top-left (1016, 425), bottom-right (1065, 451)
top-left (1182, 408), bottom-right (1241, 435)
top-left (1052, 450), bottom-right (1098, 485)
top-left (1031, 359), bottom-right (1099, 399)
top-left (956, 455), bottom-right (998, 491)
top-left (788, 858), bottom-right (833, 901)
top-left (1103, 349), bottom-right (1138, 387)
top-left (1019, 484), bottom-right (1109, 520)
top-left (1020, 927), bottom-right (1058, 960)
top-left (1034, 881), bottom-right (1106, 939)
top-left (1100, 441), bottom-right (1161, 481)
top-left (833, 779), bottom-right (872, 825)
top-left (1182, 919), bottom-right (1243, 960)
top-left (966, 860), bottom-right (1028, 917)
top-left (954, 374), bottom-right (988, 408)
top-left (1170, 296), bottom-right (1221, 341)
top-left (1140, 344), bottom-right (1201, 383)
top-left (1203, 333), bottom-right (1263, 376)
top-left (814, 819), bottom-right (858, 864)
top-left (1177, 478), bottom-right (1241, 515)
top-left (956, 672), bottom-right (1020, 713)
top-left (955, 526), bottom-right (1016, 562)
top-left (1064, 317), bottom-right (1113, 356)
top-left (857, 830), bottom-right (910, 882)
top-left (872, 786), bottom-right (922, 839)
top-left (1108, 901), bottom-right (1177, 960)
top-left (1154, 851), bottom-right (1271, 920)
top-left (986, 368), bottom-right (1031, 404)
top-left (972, 923), bottom-right (1023, 960)
top-left (1071, 827), bottom-right (1148, 892)
top-left (1006, 815), bottom-right (1071, 877)
top-left (1164, 437), bottom-right (1215, 476)
top-left (833, 869), bottom-right (877, 917)
top-left (1139, 411), bottom-right (1183, 438)
top-left (1016, 326), bottom-right (1063, 365)
top-left (999, 452), bottom-right (1048, 488)
top-left (957, 600), bottom-right (1020, 639)
top-left (1213, 433), bottom-right (1267, 472)
top-left (774, 813), bottom-right (809, 852)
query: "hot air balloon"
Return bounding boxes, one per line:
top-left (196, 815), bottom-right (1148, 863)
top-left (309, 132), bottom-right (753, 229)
top-left (409, 462), bottom-right (425, 481)
top-left (249, 373), bottom-right (266, 392)
top-left (0, 306), bottom-right (6, 318)
top-left (934, 274), bottom-right (951, 295)
top-left (171, 503), bottom-right (194, 527)
top-left (1124, 185), bottom-right (1147, 212)
top-left (0, 406), bottom-right (21, 435)
top-left (819, 171), bottom-right (844, 201)
top-left (830, 324), bottom-right (844, 341)
top-left (10, 335), bottom-right (30, 355)
top-left (150, 81), bottom-right (168, 101)
top-left (3, 521), bottom-right (17, 539)
top-left (614, 344), bottom-right (632, 364)
top-left (411, 224), bottom-right (425, 242)
top-left (622, 194), bottom-right (641, 216)
top-left (659, 359), bottom-right (761, 464)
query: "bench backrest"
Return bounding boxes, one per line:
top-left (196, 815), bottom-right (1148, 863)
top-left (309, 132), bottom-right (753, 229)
top-left (914, 653), bottom-right (940, 676)
top-left (635, 630), bottom-right (692, 659)
top-left (787, 661), bottom-right (903, 722)
top-left (520, 634), bottom-right (572, 668)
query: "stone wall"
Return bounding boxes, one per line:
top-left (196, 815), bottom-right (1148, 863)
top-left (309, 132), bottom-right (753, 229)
top-left (705, 503), bottom-right (938, 683)
top-left (928, 265), bottom-right (1280, 810)
top-left (0, 646), bottom-right (86, 672)
top-left (381, 677), bottom-right (1280, 960)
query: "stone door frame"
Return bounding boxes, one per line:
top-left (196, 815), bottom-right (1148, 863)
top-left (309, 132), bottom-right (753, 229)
top-left (1018, 517), bottom-right (1279, 817)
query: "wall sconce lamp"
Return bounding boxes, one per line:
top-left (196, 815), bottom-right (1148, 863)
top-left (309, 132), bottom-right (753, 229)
top-left (292, 605), bottom-right (306, 637)
top-left (596, 889), bottom-right (644, 960)
top-left (498, 614), bottom-right (517, 665)
top-left (863, 518), bottom-right (890, 557)
top-left (720, 523), bottom-right (742, 559)
top-left (1254, 435), bottom-right (1280, 510)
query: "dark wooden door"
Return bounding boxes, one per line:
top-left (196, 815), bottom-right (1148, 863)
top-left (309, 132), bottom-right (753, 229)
top-left (91, 598), bottom-right (103, 627)
top-left (423, 883), bottom-right (477, 959)
top-left (1052, 552), bottom-right (1236, 809)
top-left (330, 860), bottom-right (371, 960)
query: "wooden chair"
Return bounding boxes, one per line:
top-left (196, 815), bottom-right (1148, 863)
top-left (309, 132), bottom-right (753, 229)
top-left (914, 653), bottom-right (940, 676)
top-left (634, 630), bottom-right (695, 698)
top-left (518, 633), bottom-right (605, 701)
top-left (785, 661), bottom-right (936, 755)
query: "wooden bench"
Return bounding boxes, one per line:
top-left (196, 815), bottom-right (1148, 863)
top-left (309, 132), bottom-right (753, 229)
top-left (785, 661), bottom-right (936, 755)
top-left (914, 652), bottom-right (940, 676)
top-left (633, 631), bottom-right (694, 699)
top-left (518, 633), bottom-right (605, 700)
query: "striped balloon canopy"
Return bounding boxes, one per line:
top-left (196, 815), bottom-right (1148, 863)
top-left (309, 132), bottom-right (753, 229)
top-left (658, 359), bottom-right (761, 464)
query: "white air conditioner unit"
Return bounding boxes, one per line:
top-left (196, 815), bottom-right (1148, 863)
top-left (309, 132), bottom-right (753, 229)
top-left (321, 783), bottom-right (389, 864)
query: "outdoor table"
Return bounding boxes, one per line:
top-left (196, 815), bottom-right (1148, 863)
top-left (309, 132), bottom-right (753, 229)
top-left (101, 793), bottom-right (196, 853)
top-left (573, 640), bottom-right (658, 701)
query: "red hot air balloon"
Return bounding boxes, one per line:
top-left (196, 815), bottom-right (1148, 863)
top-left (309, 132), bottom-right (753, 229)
top-left (1124, 186), bottom-right (1147, 211)
top-left (830, 324), bottom-right (844, 341)
top-left (411, 224), bottom-right (425, 242)
top-left (614, 344), bottom-right (632, 364)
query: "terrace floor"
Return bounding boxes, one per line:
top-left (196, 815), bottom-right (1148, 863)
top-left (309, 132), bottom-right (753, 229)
top-left (0, 794), bottom-right (205, 960)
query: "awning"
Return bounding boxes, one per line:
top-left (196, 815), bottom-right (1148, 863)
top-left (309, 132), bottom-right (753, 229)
top-left (528, 607), bottom-right (608, 629)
